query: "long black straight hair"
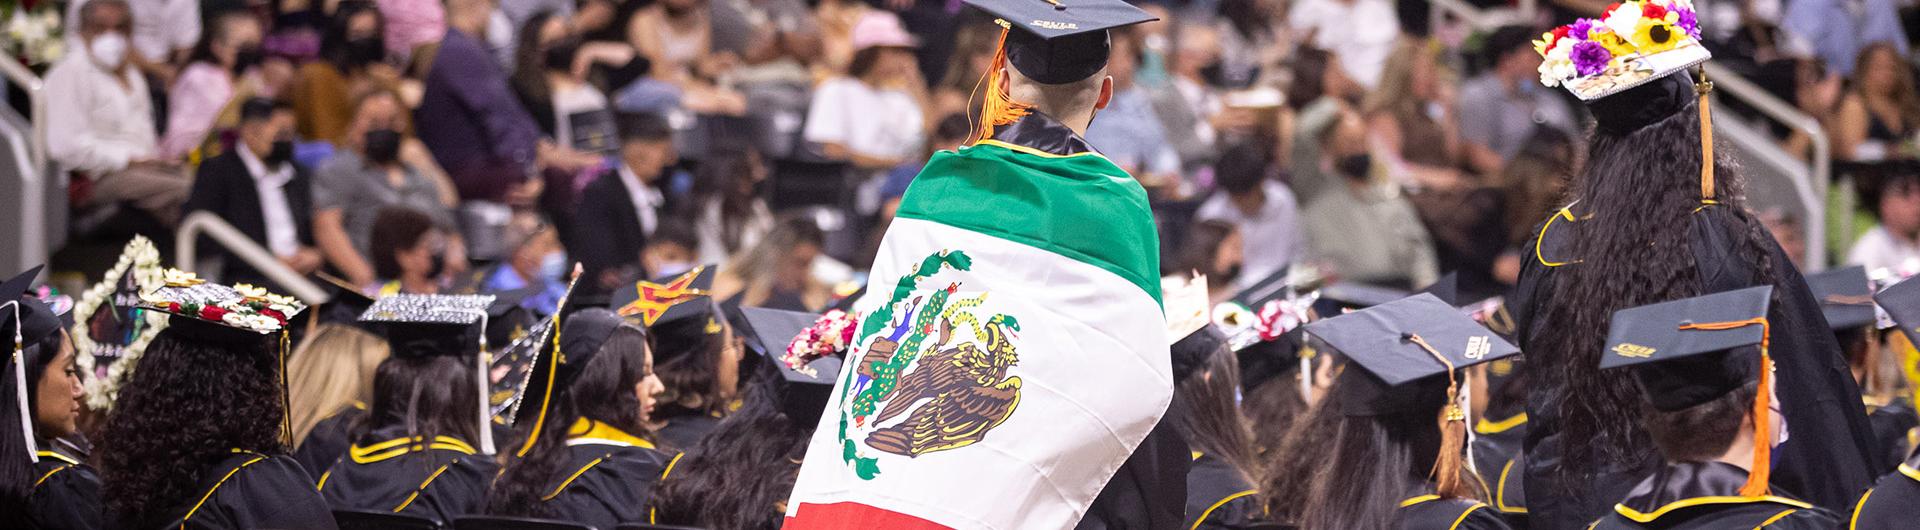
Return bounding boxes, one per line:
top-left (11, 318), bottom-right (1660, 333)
top-left (1172, 344), bottom-right (1260, 484)
top-left (1527, 91), bottom-right (1777, 489)
top-left (489, 324), bottom-right (653, 517)
top-left (1259, 367), bottom-right (1461, 529)
top-left (0, 330), bottom-right (63, 515)
top-left (647, 368), bottom-right (816, 530)
top-left (353, 354), bottom-right (482, 456)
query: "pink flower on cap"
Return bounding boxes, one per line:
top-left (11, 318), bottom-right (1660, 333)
top-left (851, 11), bottom-right (919, 51)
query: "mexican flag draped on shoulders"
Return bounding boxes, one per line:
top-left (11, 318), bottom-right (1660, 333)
top-left (782, 108), bottom-right (1172, 528)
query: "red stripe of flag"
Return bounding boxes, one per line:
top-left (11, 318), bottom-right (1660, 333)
top-left (783, 502), bottom-right (956, 530)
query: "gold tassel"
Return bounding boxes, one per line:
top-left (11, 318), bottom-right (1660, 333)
top-left (1407, 334), bottom-right (1470, 498)
top-left (969, 23), bottom-right (1033, 144)
top-left (1679, 318), bottom-right (1773, 496)
top-left (1697, 67), bottom-right (1716, 201)
top-left (517, 264), bottom-right (583, 457)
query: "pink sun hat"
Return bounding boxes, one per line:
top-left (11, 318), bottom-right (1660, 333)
top-left (850, 11), bottom-right (919, 51)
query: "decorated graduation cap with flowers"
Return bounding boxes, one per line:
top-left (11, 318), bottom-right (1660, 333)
top-left (1536, 0), bottom-right (1709, 100)
top-left (136, 269), bottom-right (306, 336)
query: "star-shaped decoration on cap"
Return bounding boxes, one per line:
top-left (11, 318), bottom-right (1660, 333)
top-left (617, 265), bottom-right (711, 326)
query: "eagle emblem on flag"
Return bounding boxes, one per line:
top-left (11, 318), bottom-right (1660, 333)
top-left (835, 250), bottom-right (1024, 479)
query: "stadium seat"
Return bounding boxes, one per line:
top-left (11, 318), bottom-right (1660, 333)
top-left (452, 516), bottom-right (597, 530)
top-left (331, 510), bottom-right (443, 530)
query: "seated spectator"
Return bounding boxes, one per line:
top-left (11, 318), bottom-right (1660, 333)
top-left (1493, 127), bottom-right (1575, 284)
top-left (712, 216), bottom-right (830, 311)
top-left (1162, 23), bottom-right (1225, 165)
top-left (1847, 164), bottom-right (1920, 272)
top-left (628, 0), bottom-right (749, 115)
top-left (1086, 29), bottom-right (1183, 191)
top-left (368, 206), bottom-right (453, 294)
top-left (1364, 38), bottom-right (1470, 189)
top-left (46, 0), bottom-right (190, 225)
top-left (804, 11), bottom-right (927, 211)
top-left (511, 11), bottom-right (615, 153)
top-left (1286, 47), bottom-right (1362, 204)
top-left (473, 214), bottom-right (569, 316)
top-left (314, 91), bottom-right (466, 287)
top-left (643, 220), bottom-right (701, 279)
top-left (1835, 43), bottom-right (1920, 161)
top-left (688, 145), bottom-right (774, 267)
top-left (160, 9), bottom-right (266, 160)
top-left (417, 0), bottom-right (584, 204)
top-left (377, 0), bottom-right (445, 70)
top-left (574, 112), bottom-right (676, 294)
top-left (1456, 26), bottom-right (1575, 172)
top-left (1212, 0), bottom-right (1286, 89)
top-left (1195, 141), bottom-right (1302, 291)
top-left (292, 1), bottom-right (402, 144)
top-left (1168, 219), bottom-right (1245, 304)
top-left (63, 0), bottom-right (201, 82)
top-left (1301, 108), bottom-right (1438, 289)
top-left (1781, 0), bottom-right (1908, 78)
top-left (1289, 0), bottom-right (1399, 89)
top-left (184, 98), bottom-right (322, 286)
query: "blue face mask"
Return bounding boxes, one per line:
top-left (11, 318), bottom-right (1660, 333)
top-left (539, 252), bottom-right (567, 282)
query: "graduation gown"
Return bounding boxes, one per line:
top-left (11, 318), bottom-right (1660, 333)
top-left (28, 448), bottom-right (102, 530)
top-left (1470, 411), bottom-right (1529, 529)
top-left (653, 413), bottom-right (720, 451)
top-left (1865, 400), bottom-right (1917, 474)
top-left (1397, 493), bottom-right (1512, 530)
top-left (1075, 419), bottom-right (1189, 530)
top-left (293, 405), bottom-right (365, 483)
top-left (1586, 462), bottom-right (1838, 529)
top-left (1512, 206), bottom-right (1878, 528)
top-left (161, 451), bottom-right (338, 529)
top-left (1185, 453), bottom-right (1262, 530)
top-left (318, 427), bottom-right (497, 525)
top-left (535, 419), bottom-right (674, 529)
top-left (1846, 452), bottom-right (1920, 529)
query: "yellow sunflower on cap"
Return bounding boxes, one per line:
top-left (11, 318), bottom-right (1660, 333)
top-left (1629, 2), bottom-right (1683, 53)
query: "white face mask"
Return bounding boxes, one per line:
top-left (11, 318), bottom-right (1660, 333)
top-left (89, 32), bottom-right (128, 70)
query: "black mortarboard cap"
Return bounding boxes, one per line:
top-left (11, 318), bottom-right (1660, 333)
top-left (962, 0), bottom-right (1158, 85)
top-left (314, 273), bottom-right (376, 328)
top-left (612, 266), bottom-right (721, 361)
top-left (359, 294), bottom-right (496, 359)
top-left (3, 266), bottom-right (63, 352)
top-left (1600, 286), bottom-right (1770, 412)
top-left (735, 307), bottom-right (842, 426)
top-left (1229, 266), bottom-right (1293, 308)
top-left (485, 287), bottom-right (539, 347)
top-left (137, 272), bottom-right (309, 343)
top-left (1311, 282), bottom-right (1409, 318)
top-left (1874, 274), bottom-right (1920, 349)
top-left (1305, 293), bottom-right (1519, 416)
top-left (1237, 327), bottom-right (1304, 392)
top-left (1171, 326), bottom-right (1230, 383)
top-left (1806, 266), bottom-right (1876, 331)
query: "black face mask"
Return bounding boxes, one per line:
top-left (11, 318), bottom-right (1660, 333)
top-left (263, 139), bottom-right (295, 166)
top-left (1335, 153), bottom-right (1372, 180)
top-left (364, 129), bottom-right (402, 165)
top-left (544, 38), bottom-right (581, 73)
top-left (345, 36), bottom-right (384, 66)
top-left (425, 251), bottom-right (447, 280)
top-left (233, 45), bottom-right (265, 74)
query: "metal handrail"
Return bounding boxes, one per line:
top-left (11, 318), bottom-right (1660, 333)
top-left (0, 54), bottom-right (45, 171)
top-left (1703, 62), bottom-right (1832, 267)
top-left (175, 211), bottom-right (330, 304)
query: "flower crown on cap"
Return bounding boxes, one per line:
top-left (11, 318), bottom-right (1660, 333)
top-left (1536, 0), bottom-right (1710, 100)
top-left (137, 269), bottom-right (306, 334)
top-left (784, 309), bottom-right (858, 377)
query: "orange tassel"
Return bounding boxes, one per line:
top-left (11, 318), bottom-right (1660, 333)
top-left (1678, 318), bottom-right (1773, 496)
top-left (969, 24), bottom-right (1033, 144)
top-left (1697, 68), bottom-right (1716, 201)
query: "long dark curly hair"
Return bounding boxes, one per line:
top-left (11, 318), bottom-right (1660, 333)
top-left (97, 324), bottom-right (286, 528)
top-left (489, 324), bottom-right (652, 517)
top-left (647, 368), bottom-right (814, 530)
top-left (1528, 92), bottom-right (1778, 489)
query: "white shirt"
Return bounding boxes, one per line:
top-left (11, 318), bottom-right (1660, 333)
top-left (803, 77), bottom-right (924, 162)
top-left (618, 164), bottom-right (663, 237)
top-left (1196, 180), bottom-right (1306, 290)
top-left (1847, 225), bottom-right (1920, 275)
top-left (44, 51), bottom-right (156, 173)
top-left (237, 144), bottom-right (300, 258)
top-left (65, 0), bottom-right (200, 63)
top-left (1289, 0), bottom-right (1400, 89)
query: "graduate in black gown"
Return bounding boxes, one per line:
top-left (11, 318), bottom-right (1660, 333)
top-left (96, 270), bottom-right (336, 529)
top-left (319, 293), bottom-right (501, 525)
top-left (289, 279), bottom-right (381, 482)
top-left (1266, 294), bottom-right (1516, 529)
top-left (1805, 266), bottom-right (1918, 474)
top-left (488, 307), bottom-right (673, 528)
top-left (1847, 272), bottom-right (1920, 529)
top-left (1158, 279), bottom-right (1264, 530)
top-left (2, 266), bottom-right (102, 529)
top-left (610, 266), bottom-right (743, 450)
top-left (1513, 9), bottom-right (1876, 526)
top-left (647, 306), bottom-right (842, 530)
top-left (1584, 288), bottom-right (1839, 529)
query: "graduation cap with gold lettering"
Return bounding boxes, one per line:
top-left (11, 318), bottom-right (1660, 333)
top-left (734, 306), bottom-right (844, 426)
top-left (960, 0), bottom-right (1157, 140)
top-left (135, 269), bottom-right (309, 445)
top-left (1600, 286), bottom-right (1776, 496)
top-left (612, 265), bottom-right (723, 361)
top-left (1806, 265), bottom-right (1876, 331)
top-left (1304, 293), bottom-right (1518, 498)
top-left (3, 266), bottom-right (62, 463)
top-left (359, 293), bottom-right (499, 454)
